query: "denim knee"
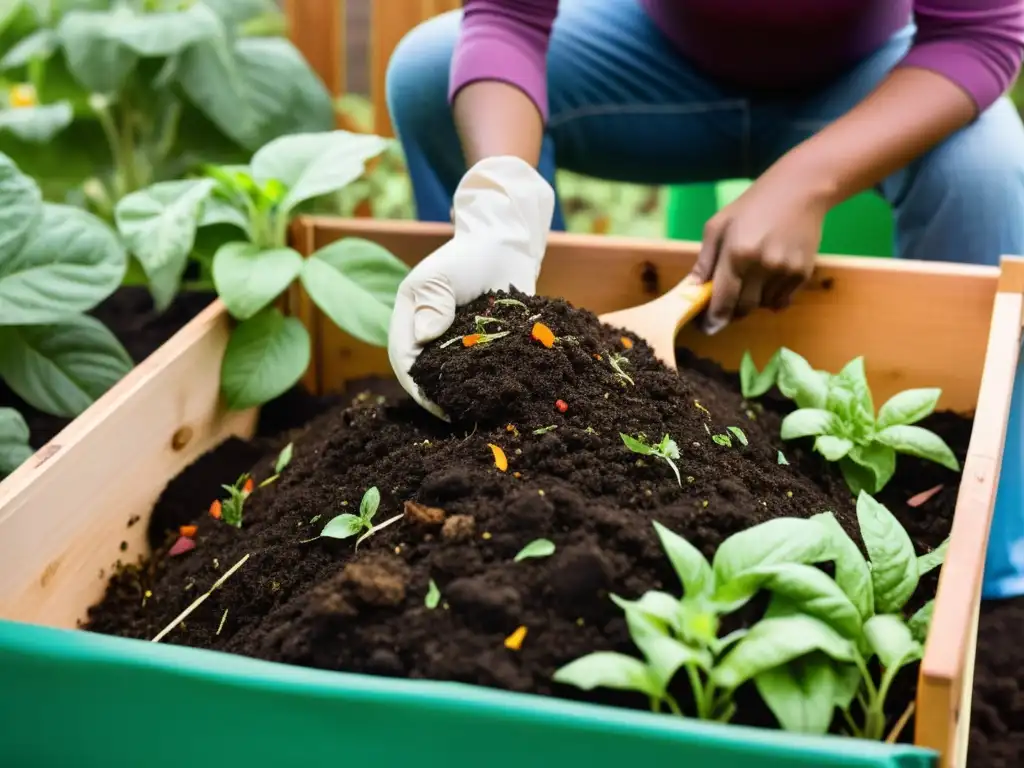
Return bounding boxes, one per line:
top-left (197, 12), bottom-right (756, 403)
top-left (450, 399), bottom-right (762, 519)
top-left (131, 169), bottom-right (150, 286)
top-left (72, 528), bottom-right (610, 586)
top-left (385, 12), bottom-right (459, 145)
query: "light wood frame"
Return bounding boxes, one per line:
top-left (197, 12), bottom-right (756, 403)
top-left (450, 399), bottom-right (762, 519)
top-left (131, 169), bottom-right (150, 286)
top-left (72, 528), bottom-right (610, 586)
top-left (1, 218), bottom-right (1021, 768)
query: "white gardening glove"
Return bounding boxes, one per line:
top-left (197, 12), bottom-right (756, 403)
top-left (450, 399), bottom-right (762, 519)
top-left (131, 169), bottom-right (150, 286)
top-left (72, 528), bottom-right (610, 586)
top-left (388, 156), bottom-right (555, 419)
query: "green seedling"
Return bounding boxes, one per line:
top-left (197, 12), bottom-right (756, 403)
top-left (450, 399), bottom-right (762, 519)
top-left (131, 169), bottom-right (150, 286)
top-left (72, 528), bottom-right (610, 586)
top-left (514, 539), bottom-right (556, 562)
top-left (772, 349), bottom-right (959, 494)
top-left (607, 352), bottom-right (634, 386)
top-left (320, 486), bottom-right (404, 547)
top-left (777, 451), bottom-right (789, 466)
top-left (739, 350), bottom-right (782, 399)
top-left (425, 579), bottom-right (441, 609)
top-left (494, 298), bottom-right (529, 310)
top-left (217, 473), bottom-right (255, 528)
top-left (533, 425), bottom-right (558, 435)
top-left (711, 427), bottom-right (747, 448)
top-left (621, 433), bottom-right (682, 486)
top-left (259, 441), bottom-right (295, 488)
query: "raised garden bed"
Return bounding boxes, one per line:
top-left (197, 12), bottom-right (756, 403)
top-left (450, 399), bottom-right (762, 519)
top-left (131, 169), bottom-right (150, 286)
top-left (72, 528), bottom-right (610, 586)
top-left (0, 220), bottom-right (1019, 768)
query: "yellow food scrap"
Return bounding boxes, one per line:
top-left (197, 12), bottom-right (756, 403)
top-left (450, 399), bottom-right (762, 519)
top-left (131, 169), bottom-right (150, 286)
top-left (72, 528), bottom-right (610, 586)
top-left (488, 443), bottom-right (508, 472)
top-left (504, 625), bottom-right (528, 651)
top-left (620, 336), bottom-right (633, 349)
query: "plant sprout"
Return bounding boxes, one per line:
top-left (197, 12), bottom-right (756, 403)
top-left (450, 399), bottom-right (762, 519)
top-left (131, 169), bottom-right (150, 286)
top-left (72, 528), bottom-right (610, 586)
top-left (320, 486), bottom-right (403, 547)
top-left (608, 352), bottom-right (634, 386)
top-left (621, 433), bottom-right (682, 486)
top-left (514, 539), bottom-right (556, 562)
top-left (425, 579), bottom-right (441, 609)
top-left (217, 473), bottom-right (254, 528)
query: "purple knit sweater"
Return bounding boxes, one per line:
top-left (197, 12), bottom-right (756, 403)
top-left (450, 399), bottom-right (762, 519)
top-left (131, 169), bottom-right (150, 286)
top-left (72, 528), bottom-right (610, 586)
top-left (449, 0), bottom-right (1024, 121)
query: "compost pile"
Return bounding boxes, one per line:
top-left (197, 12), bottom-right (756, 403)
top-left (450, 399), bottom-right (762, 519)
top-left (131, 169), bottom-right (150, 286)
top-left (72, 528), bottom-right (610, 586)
top-left (87, 290), bottom-right (963, 732)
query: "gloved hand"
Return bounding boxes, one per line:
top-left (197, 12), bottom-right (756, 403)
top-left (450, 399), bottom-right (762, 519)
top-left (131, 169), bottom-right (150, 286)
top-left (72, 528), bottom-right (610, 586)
top-left (388, 156), bottom-right (555, 419)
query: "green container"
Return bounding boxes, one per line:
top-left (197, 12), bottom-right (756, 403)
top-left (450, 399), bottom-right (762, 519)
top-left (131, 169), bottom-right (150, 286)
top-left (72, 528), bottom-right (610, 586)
top-left (666, 182), bottom-right (894, 258)
top-left (0, 620), bottom-right (936, 767)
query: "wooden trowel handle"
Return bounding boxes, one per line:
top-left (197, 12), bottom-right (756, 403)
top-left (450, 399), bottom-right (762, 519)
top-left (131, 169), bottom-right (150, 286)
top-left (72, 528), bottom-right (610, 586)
top-left (667, 279), bottom-right (714, 333)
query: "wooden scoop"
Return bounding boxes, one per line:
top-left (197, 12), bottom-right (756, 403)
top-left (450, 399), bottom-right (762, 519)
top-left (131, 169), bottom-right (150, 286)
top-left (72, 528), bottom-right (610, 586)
top-left (598, 279), bottom-right (714, 369)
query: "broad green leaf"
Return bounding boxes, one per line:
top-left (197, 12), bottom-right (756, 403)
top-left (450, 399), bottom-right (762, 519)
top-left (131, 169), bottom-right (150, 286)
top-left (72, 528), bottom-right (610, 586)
top-left (777, 348), bottom-right (828, 409)
top-left (0, 102), bottom-right (72, 142)
top-left (0, 28), bottom-right (57, 69)
top-left (811, 512), bottom-right (874, 619)
top-left (514, 538), bottom-right (555, 562)
top-left (780, 408), bottom-right (838, 440)
top-left (863, 614), bottom-right (922, 670)
top-left (856, 492), bottom-right (919, 613)
top-left (653, 520), bottom-right (713, 598)
top-left (0, 315), bottom-right (132, 417)
top-left (220, 307), bottom-right (310, 410)
top-left (833, 357), bottom-right (874, 428)
top-left (320, 513), bottom-right (364, 540)
top-left (815, 435), bottom-right (853, 461)
top-left (57, 8), bottom-right (137, 92)
top-left (841, 443), bottom-right (897, 494)
top-left (908, 600), bottom-right (934, 643)
top-left (713, 615), bottom-right (856, 690)
top-left (212, 243), bottom-right (303, 320)
top-left (739, 349), bottom-right (780, 399)
top-left (713, 517), bottom-right (835, 586)
top-left (115, 179), bottom-right (216, 311)
top-left (553, 652), bottom-right (661, 698)
top-left (0, 150), bottom-right (41, 260)
top-left (198, 195), bottom-right (250, 233)
top-left (754, 654), bottom-right (840, 735)
top-left (359, 486), bottom-right (380, 521)
top-left (0, 203), bottom-right (125, 324)
top-left (641, 634), bottom-right (713, 690)
top-left (299, 238), bottom-right (408, 346)
top-left (611, 591), bottom-right (682, 636)
top-left (918, 537), bottom-right (949, 576)
top-left (873, 425), bottom-right (960, 472)
top-left (252, 131), bottom-right (387, 214)
top-left (877, 388), bottom-right (941, 429)
top-left (0, 406), bottom-right (32, 475)
top-left (832, 662), bottom-right (862, 709)
top-left (717, 562), bottom-right (862, 637)
top-left (176, 35), bottom-right (334, 151)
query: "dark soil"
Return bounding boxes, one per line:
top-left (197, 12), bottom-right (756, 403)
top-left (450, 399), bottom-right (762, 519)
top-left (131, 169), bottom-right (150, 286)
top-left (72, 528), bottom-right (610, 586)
top-left (85, 289), bottom-right (968, 741)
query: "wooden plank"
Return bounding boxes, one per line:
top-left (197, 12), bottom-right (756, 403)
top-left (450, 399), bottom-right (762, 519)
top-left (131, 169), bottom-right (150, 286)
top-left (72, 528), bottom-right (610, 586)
top-left (286, 0), bottom-right (344, 116)
top-left (0, 301), bottom-right (258, 629)
top-left (301, 218), bottom-right (999, 412)
top-left (915, 256), bottom-right (1024, 765)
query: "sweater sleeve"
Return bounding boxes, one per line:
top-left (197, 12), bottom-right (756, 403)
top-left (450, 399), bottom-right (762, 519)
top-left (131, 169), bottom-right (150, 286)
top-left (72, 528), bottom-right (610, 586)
top-left (448, 0), bottom-right (559, 121)
top-left (899, 0), bottom-right (1024, 111)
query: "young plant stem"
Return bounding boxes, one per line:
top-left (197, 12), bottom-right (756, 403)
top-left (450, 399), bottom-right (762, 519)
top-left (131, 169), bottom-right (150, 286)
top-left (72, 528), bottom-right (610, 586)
top-left (150, 553), bottom-right (250, 642)
top-left (686, 665), bottom-right (709, 718)
top-left (154, 100), bottom-right (182, 164)
top-left (92, 99), bottom-right (125, 198)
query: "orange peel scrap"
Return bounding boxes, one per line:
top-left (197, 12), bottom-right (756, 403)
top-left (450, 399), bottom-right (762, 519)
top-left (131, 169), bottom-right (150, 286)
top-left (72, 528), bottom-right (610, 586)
top-left (488, 443), bottom-right (508, 472)
top-left (209, 500), bottom-right (222, 520)
top-left (530, 322), bottom-right (555, 348)
top-left (504, 625), bottom-right (528, 651)
top-left (620, 336), bottom-right (634, 349)
top-left (463, 334), bottom-right (482, 347)
top-left (179, 525), bottom-right (198, 538)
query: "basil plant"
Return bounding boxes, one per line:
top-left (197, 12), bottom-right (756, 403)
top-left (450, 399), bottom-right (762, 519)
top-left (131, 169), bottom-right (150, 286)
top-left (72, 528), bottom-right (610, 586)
top-left (0, 151), bottom-right (130, 471)
top-left (115, 130), bottom-right (410, 410)
top-left (742, 348), bottom-right (959, 494)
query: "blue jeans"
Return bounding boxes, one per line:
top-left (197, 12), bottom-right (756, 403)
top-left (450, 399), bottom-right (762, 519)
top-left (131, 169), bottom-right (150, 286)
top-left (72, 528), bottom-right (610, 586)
top-left (387, 0), bottom-right (1024, 597)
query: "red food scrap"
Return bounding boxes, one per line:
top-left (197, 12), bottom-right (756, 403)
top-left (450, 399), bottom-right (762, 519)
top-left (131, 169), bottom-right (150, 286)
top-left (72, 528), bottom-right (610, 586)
top-left (242, 477), bottom-right (254, 494)
top-left (168, 536), bottom-right (196, 557)
top-left (907, 484), bottom-right (944, 508)
top-left (555, 399), bottom-right (568, 413)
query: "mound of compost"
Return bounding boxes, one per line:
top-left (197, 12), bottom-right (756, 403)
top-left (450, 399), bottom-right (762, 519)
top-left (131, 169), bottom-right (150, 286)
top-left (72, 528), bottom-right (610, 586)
top-left (86, 291), bottom-right (962, 735)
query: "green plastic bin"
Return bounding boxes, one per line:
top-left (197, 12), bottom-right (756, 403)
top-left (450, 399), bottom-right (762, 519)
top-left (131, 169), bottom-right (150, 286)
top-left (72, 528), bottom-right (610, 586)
top-left (666, 181), bottom-right (894, 258)
top-left (0, 620), bottom-right (936, 767)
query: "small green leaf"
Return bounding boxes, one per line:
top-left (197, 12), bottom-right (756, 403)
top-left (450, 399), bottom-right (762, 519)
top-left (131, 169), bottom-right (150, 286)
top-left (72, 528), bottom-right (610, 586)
top-left (299, 238), bottom-right (408, 347)
top-left (652, 520), bottom-right (713, 598)
top-left (877, 388), bottom-right (941, 429)
top-left (425, 579), bottom-right (441, 609)
top-left (641, 634), bottom-right (713, 690)
top-left (907, 600), bottom-right (934, 643)
top-left (755, 654), bottom-right (840, 735)
top-left (220, 307), bottom-right (310, 410)
top-left (275, 442), bottom-right (294, 473)
top-left (811, 512), bottom-right (874, 620)
top-left (780, 408), bottom-right (839, 440)
top-left (212, 243), bottom-right (303, 320)
top-left (0, 407), bottom-right (33, 475)
top-left (0, 102), bottom-right (73, 143)
top-left (777, 348), bottom-right (828, 409)
top-left (863, 614), bottom-right (922, 669)
top-left (713, 517), bottom-right (835, 586)
top-left (856, 492), bottom-right (919, 613)
top-left (739, 349), bottom-right (780, 399)
top-left (873, 425), bottom-right (960, 472)
top-left (832, 357), bottom-right (874, 428)
top-left (814, 435), bottom-right (853, 461)
top-left (777, 451), bottom-right (789, 466)
top-left (553, 652), bottom-right (661, 698)
top-left (713, 615), bottom-right (856, 690)
top-left (320, 513), bottom-right (365, 540)
top-left (0, 29), bottom-right (58, 69)
top-left (359, 486), bottom-right (381, 522)
top-left (841, 443), bottom-right (897, 494)
top-left (513, 538), bottom-right (555, 562)
top-left (917, 537), bottom-right (949, 576)
top-left (612, 591), bottom-right (682, 635)
top-left (620, 433), bottom-right (652, 455)
top-left (711, 433), bottom-right (732, 447)
top-left (726, 426), bottom-right (748, 446)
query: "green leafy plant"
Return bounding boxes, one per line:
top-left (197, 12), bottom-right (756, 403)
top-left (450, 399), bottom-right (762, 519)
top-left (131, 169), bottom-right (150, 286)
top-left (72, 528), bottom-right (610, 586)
top-left (216, 472), bottom-right (253, 528)
top-left (771, 349), bottom-right (959, 494)
top-left (115, 130), bottom-right (410, 408)
top-left (0, 150), bottom-right (130, 430)
top-left (320, 486), bottom-right (404, 548)
top-left (0, 0), bottom-right (333, 211)
top-left (0, 407), bottom-right (32, 475)
top-left (621, 432), bottom-right (681, 486)
top-left (514, 538), bottom-right (555, 562)
top-left (739, 350), bottom-right (781, 400)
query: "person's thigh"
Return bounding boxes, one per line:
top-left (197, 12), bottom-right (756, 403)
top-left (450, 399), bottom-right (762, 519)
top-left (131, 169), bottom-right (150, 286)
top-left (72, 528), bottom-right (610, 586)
top-left (386, 0), bottom-right (751, 225)
top-left (752, 24), bottom-right (1024, 266)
